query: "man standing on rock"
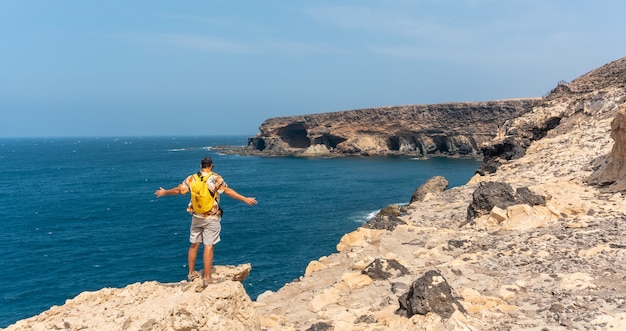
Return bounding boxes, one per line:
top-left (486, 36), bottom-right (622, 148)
top-left (154, 157), bottom-right (257, 290)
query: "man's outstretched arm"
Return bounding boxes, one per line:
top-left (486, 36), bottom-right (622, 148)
top-left (154, 186), bottom-right (182, 198)
top-left (223, 187), bottom-right (257, 206)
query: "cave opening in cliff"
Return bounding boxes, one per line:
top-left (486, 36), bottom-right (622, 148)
top-left (277, 123), bottom-right (311, 148)
top-left (532, 117), bottom-right (561, 140)
top-left (387, 136), bottom-right (401, 151)
top-left (433, 135), bottom-right (450, 153)
top-left (313, 134), bottom-right (346, 149)
top-left (250, 137), bottom-right (266, 151)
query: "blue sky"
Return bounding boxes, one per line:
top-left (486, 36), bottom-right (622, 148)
top-left (2, 1), bottom-right (626, 137)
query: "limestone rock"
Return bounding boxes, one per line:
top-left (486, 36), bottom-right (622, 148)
top-left (212, 263), bottom-right (252, 282)
top-left (410, 175), bottom-right (449, 203)
top-left (336, 227), bottom-right (386, 252)
top-left (478, 57), bottom-right (626, 174)
top-left (339, 272), bottom-right (373, 290)
top-left (5, 264), bottom-right (257, 331)
top-left (474, 204), bottom-right (562, 232)
top-left (6, 280), bottom-right (258, 331)
top-left (302, 143), bottom-right (332, 156)
top-left (588, 103), bottom-right (626, 191)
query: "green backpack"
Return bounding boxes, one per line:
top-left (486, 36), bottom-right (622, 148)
top-left (190, 172), bottom-right (215, 214)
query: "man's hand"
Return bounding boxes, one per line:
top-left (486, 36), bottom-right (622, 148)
top-left (243, 197), bottom-right (258, 206)
top-left (154, 187), bottom-right (167, 198)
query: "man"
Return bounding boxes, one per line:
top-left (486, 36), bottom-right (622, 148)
top-left (154, 157), bottom-right (257, 290)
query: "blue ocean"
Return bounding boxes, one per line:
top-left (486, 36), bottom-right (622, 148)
top-left (0, 136), bottom-right (481, 327)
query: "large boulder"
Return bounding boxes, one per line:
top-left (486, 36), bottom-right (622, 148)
top-left (588, 103), bottom-right (626, 191)
top-left (361, 204), bottom-right (406, 231)
top-left (211, 263), bottom-right (252, 282)
top-left (466, 181), bottom-right (546, 221)
top-left (396, 270), bottom-right (466, 318)
top-left (410, 175), bottom-right (449, 203)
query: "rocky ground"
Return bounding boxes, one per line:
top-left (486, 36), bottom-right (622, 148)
top-left (254, 160), bottom-right (626, 330)
top-left (252, 60), bottom-right (626, 330)
top-left (4, 58), bottom-right (626, 331)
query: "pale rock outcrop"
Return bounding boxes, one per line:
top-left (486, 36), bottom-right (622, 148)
top-left (479, 57), bottom-right (626, 175)
top-left (302, 143), bottom-right (332, 156)
top-left (4, 264), bottom-right (257, 331)
top-left (588, 103), bottom-right (626, 191)
top-left (410, 175), bottom-right (449, 203)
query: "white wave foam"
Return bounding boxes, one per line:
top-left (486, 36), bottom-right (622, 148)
top-left (351, 210), bottom-right (380, 223)
top-left (351, 201), bottom-right (407, 223)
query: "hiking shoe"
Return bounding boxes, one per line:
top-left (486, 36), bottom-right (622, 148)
top-left (187, 271), bottom-right (201, 281)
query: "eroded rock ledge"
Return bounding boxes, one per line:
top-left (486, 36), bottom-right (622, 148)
top-left (238, 99), bottom-right (540, 158)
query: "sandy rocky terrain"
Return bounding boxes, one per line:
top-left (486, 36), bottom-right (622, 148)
top-left (4, 58), bottom-right (626, 331)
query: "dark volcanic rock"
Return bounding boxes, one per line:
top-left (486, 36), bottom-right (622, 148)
top-left (467, 181), bottom-right (547, 221)
top-left (476, 137), bottom-right (527, 175)
top-left (306, 322), bottom-right (333, 331)
top-left (361, 258), bottom-right (410, 280)
top-left (477, 118), bottom-right (561, 175)
top-left (361, 204), bottom-right (406, 231)
top-left (397, 270), bottom-right (465, 318)
top-left (515, 186), bottom-right (546, 206)
top-left (354, 315), bottom-right (378, 324)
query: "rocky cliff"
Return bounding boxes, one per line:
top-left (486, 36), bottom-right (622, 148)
top-left (4, 57), bottom-right (626, 331)
top-left (243, 99), bottom-right (540, 157)
top-left (3, 265), bottom-right (259, 331)
top-left (478, 57), bottom-right (626, 175)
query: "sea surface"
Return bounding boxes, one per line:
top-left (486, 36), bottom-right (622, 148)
top-left (0, 136), bottom-right (481, 327)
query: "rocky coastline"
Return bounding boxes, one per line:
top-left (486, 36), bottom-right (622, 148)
top-left (4, 57), bottom-right (626, 331)
top-left (217, 99), bottom-right (540, 158)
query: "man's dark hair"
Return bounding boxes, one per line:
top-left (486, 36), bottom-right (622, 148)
top-left (201, 157), bottom-right (213, 168)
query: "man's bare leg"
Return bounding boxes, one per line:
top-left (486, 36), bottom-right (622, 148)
top-left (188, 242), bottom-right (201, 278)
top-left (203, 244), bottom-right (214, 281)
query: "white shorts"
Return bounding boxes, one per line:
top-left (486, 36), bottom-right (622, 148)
top-left (189, 214), bottom-right (221, 245)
